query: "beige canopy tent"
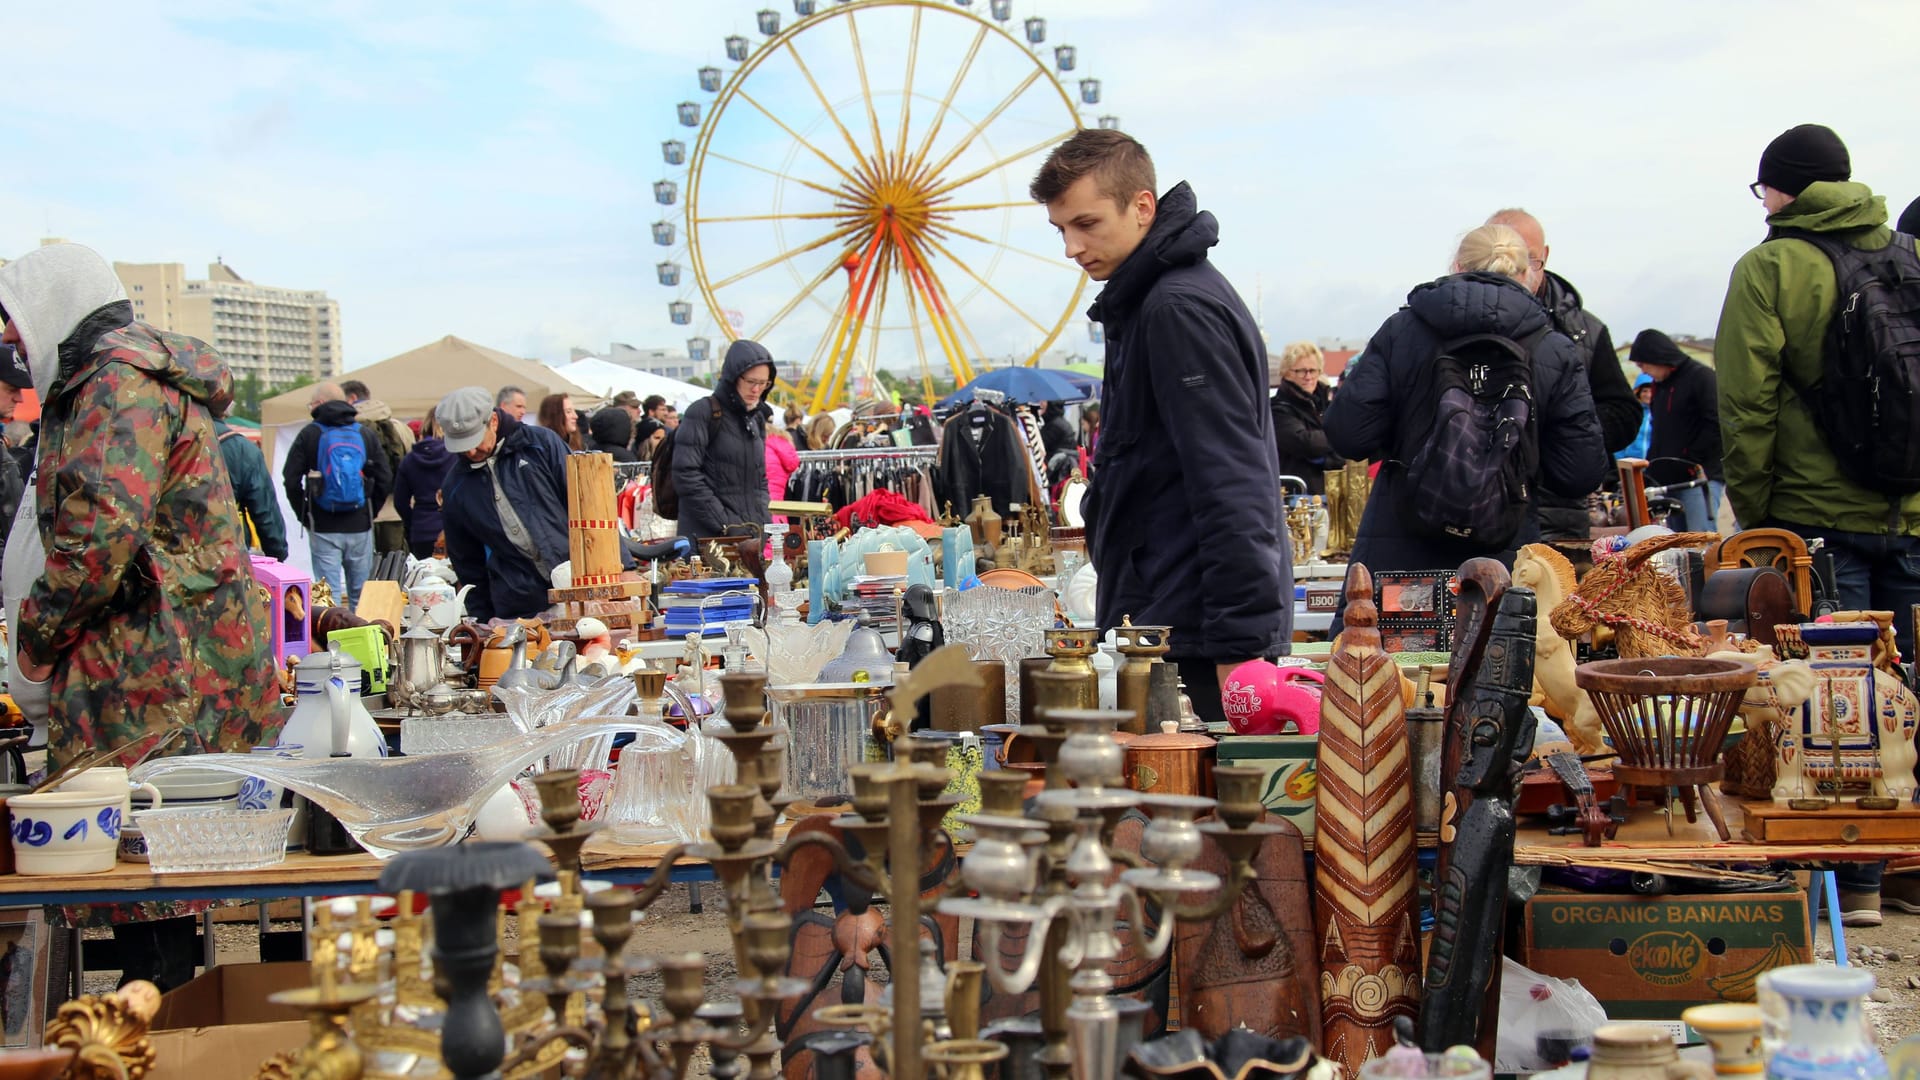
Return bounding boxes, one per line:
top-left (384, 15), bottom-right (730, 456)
top-left (259, 335), bottom-right (600, 432)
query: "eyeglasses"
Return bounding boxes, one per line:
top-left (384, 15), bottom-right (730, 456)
top-left (1288, 367), bottom-right (1320, 376)
top-left (739, 377), bottom-right (773, 390)
top-left (1749, 182), bottom-right (1767, 200)
top-left (1527, 257), bottom-right (1545, 271)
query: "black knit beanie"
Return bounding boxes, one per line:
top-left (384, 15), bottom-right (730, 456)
top-left (1899, 196), bottom-right (1920, 237)
top-left (1757, 124), bottom-right (1850, 197)
top-left (1629, 329), bottom-right (1688, 370)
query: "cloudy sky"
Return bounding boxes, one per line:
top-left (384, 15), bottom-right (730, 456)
top-left (7, 0), bottom-right (1918, 378)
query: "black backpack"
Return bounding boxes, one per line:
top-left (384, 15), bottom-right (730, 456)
top-left (1768, 228), bottom-right (1920, 495)
top-left (648, 399), bottom-right (724, 519)
top-left (1396, 327), bottom-right (1549, 549)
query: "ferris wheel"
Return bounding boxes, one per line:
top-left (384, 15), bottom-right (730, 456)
top-left (652, 0), bottom-right (1117, 413)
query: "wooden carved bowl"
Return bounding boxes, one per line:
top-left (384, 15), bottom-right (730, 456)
top-left (1574, 657), bottom-right (1758, 787)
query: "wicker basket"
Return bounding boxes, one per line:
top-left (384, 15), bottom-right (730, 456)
top-left (1574, 656), bottom-right (1758, 839)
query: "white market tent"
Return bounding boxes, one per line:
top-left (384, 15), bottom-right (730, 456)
top-left (549, 357), bottom-right (706, 412)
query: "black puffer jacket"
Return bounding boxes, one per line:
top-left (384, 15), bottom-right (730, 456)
top-left (440, 414), bottom-right (572, 622)
top-left (674, 340), bottom-right (774, 539)
top-left (1533, 272), bottom-right (1638, 538)
top-left (1324, 271), bottom-right (1608, 575)
top-left (1271, 380), bottom-right (1343, 495)
top-left (588, 408), bottom-right (639, 462)
top-left (1083, 181), bottom-right (1290, 664)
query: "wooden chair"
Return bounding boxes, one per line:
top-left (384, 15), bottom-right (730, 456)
top-left (1704, 528), bottom-right (1815, 617)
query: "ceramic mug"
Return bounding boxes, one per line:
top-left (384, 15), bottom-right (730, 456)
top-left (56, 766), bottom-right (162, 817)
top-left (8, 789), bottom-right (126, 874)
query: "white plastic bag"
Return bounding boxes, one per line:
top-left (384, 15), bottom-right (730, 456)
top-left (1495, 955), bottom-right (1609, 1073)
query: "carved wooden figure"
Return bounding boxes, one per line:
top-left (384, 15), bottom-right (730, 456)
top-left (1421, 561), bottom-right (1538, 1059)
top-left (1175, 809), bottom-right (1320, 1047)
top-left (1513, 544), bottom-right (1604, 754)
top-left (1314, 564), bottom-right (1421, 1074)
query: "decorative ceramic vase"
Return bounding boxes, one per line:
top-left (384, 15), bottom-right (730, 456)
top-left (1759, 964), bottom-right (1886, 1080)
top-left (1683, 1003), bottom-right (1765, 1077)
top-left (965, 495), bottom-right (1003, 549)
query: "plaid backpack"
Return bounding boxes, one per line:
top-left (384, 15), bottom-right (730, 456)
top-left (1396, 326), bottom-right (1550, 549)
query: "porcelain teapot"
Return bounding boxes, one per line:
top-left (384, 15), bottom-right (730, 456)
top-left (281, 642), bottom-right (389, 759)
top-left (405, 567), bottom-right (474, 631)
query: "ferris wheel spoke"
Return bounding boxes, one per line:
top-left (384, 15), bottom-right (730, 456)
top-left (924, 219), bottom-right (1065, 270)
top-left (781, 40), bottom-right (878, 182)
top-left (931, 200), bottom-right (1035, 214)
top-left (708, 220), bottom-right (866, 292)
top-left (896, 262), bottom-right (938, 404)
top-left (696, 210), bottom-right (859, 225)
top-left (915, 231), bottom-right (1053, 336)
top-left (893, 6), bottom-right (922, 168)
top-left (751, 240), bottom-right (863, 343)
top-left (922, 128), bottom-right (1079, 203)
top-left (844, 12), bottom-right (889, 170)
top-left (899, 231), bottom-right (990, 367)
top-left (703, 152), bottom-right (848, 202)
top-left (911, 67), bottom-right (1043, 191)
top-left (859, 245), bottom-right (896, 389)
top-left (904, 24), bottom-right (987, 184)
top-left (736, 88), bottom-right (871, 194)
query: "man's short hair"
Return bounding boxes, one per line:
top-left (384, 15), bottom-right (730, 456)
top-left (340, 379), bottom-right (370, 401)
top-left (1029, 129), bottom-right (1156, 210)
top-left (496, 385), bottom-right (525, 407)
top-left (642, 395), bottom-right (667, 413)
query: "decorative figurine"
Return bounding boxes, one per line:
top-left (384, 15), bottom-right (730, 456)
top-left (1772, 623), bottom-right (1920, 807)
top-left (1513, 544), bottom-right (1603, 754)
top-left (1313, 564), bottom-right (1421, 1073)
top-left (1550, 532), bottom-right (1716, 658)
top-left (1421, 559), bottom-right (1537, 1059)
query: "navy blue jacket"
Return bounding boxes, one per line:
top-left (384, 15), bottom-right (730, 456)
top-left (392, 436), bottom-right (456, 549)
top-left (1324, 271), bottom-right (1608, 575)
top-left (440, 413), bottom-right (572, 622)
top-left (1082, 182), bottom-right (1291, 663)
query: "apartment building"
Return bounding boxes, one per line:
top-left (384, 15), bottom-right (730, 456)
top-left (115, 259), bottom-right (340, 386)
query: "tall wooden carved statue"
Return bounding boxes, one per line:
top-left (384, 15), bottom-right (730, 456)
top-left (1420, 558), bottom-right (1538, 1058)
top-left (1315, 564), bottom-right (1421, 1073)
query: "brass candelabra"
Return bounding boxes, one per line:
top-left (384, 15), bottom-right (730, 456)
top-left (258, 644), bottom-right (1272, 1080)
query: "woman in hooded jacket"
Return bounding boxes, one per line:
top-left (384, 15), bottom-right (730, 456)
top-left (673, 339), bottom-right (777, 539)
top-left (393, 406), bottom-right (457, 559)
top-left (588, 406), bottom-right (639, 462)
top-left (1324, 224), bottom-right (1607, 576)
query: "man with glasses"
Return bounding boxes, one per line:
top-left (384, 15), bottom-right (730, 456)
top-left (435, 385), bottom-right (573, 622)
top-left (670, 339), bottom-right (777, 539)
top-left (1487, 208), bottom-right (1642, 542)
top-left (1716, 122), bottom-right (1920, 926)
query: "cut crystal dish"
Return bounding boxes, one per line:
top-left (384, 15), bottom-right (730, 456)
top-left (134, 807), bottom-right (295, 873)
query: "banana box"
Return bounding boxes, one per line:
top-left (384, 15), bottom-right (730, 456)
top-left (1213, 733), bottom-right (1319, 838)
top-left (1521, 890), bottom-right (1812, 1023)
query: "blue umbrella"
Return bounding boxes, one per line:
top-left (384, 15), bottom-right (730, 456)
top-left (938, 366), bottom-right (1089, 408)
top-left (1057, 370), bottom-right (1102, 398)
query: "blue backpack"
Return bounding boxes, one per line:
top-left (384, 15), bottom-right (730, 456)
top-left (313, 425), bottom-right (368, 512)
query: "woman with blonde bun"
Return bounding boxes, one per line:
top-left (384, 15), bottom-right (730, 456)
top-left (1322, 224), bottom-right (1607, 584)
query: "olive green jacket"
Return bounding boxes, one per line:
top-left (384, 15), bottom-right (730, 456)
top-left (1714, 181), bottom-right (1920, 536)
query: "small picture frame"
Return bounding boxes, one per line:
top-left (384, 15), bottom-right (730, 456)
top-left (0, 908), bottom-right (50, 1048)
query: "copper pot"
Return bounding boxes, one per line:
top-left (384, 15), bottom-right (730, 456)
top-left (1125, 721), bottom-right (1217, 797)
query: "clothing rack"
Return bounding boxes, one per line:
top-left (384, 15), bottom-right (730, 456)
top-left (796, 446), bottom-right (938, 463)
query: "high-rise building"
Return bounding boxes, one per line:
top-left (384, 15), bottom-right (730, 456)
top-left (114, 259), bottom-right (340, 387)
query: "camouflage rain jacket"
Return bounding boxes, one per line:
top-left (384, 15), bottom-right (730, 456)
top-left (0, 248), bottom-right (280, 769)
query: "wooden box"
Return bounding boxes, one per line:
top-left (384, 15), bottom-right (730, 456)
top-left (1214, 734), bottom-right (1318, 838)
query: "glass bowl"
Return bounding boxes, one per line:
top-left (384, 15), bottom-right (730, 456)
top-left (133, 807), bottom-right (295, 873)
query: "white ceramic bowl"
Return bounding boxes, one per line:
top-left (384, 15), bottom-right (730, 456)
top-left (8, 790), bottom-right (126, 875)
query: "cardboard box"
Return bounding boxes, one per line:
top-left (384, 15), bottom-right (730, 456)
top-left (1521, 891), bottom-right (1812, 1022)
top-left (1214, 734), bottom-right (1318, 837)
top-left (147, 962), bottom-right (310, 1080)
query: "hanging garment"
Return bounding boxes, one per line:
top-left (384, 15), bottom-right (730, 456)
top-left (937, 404), bottom-right (1029, 517)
